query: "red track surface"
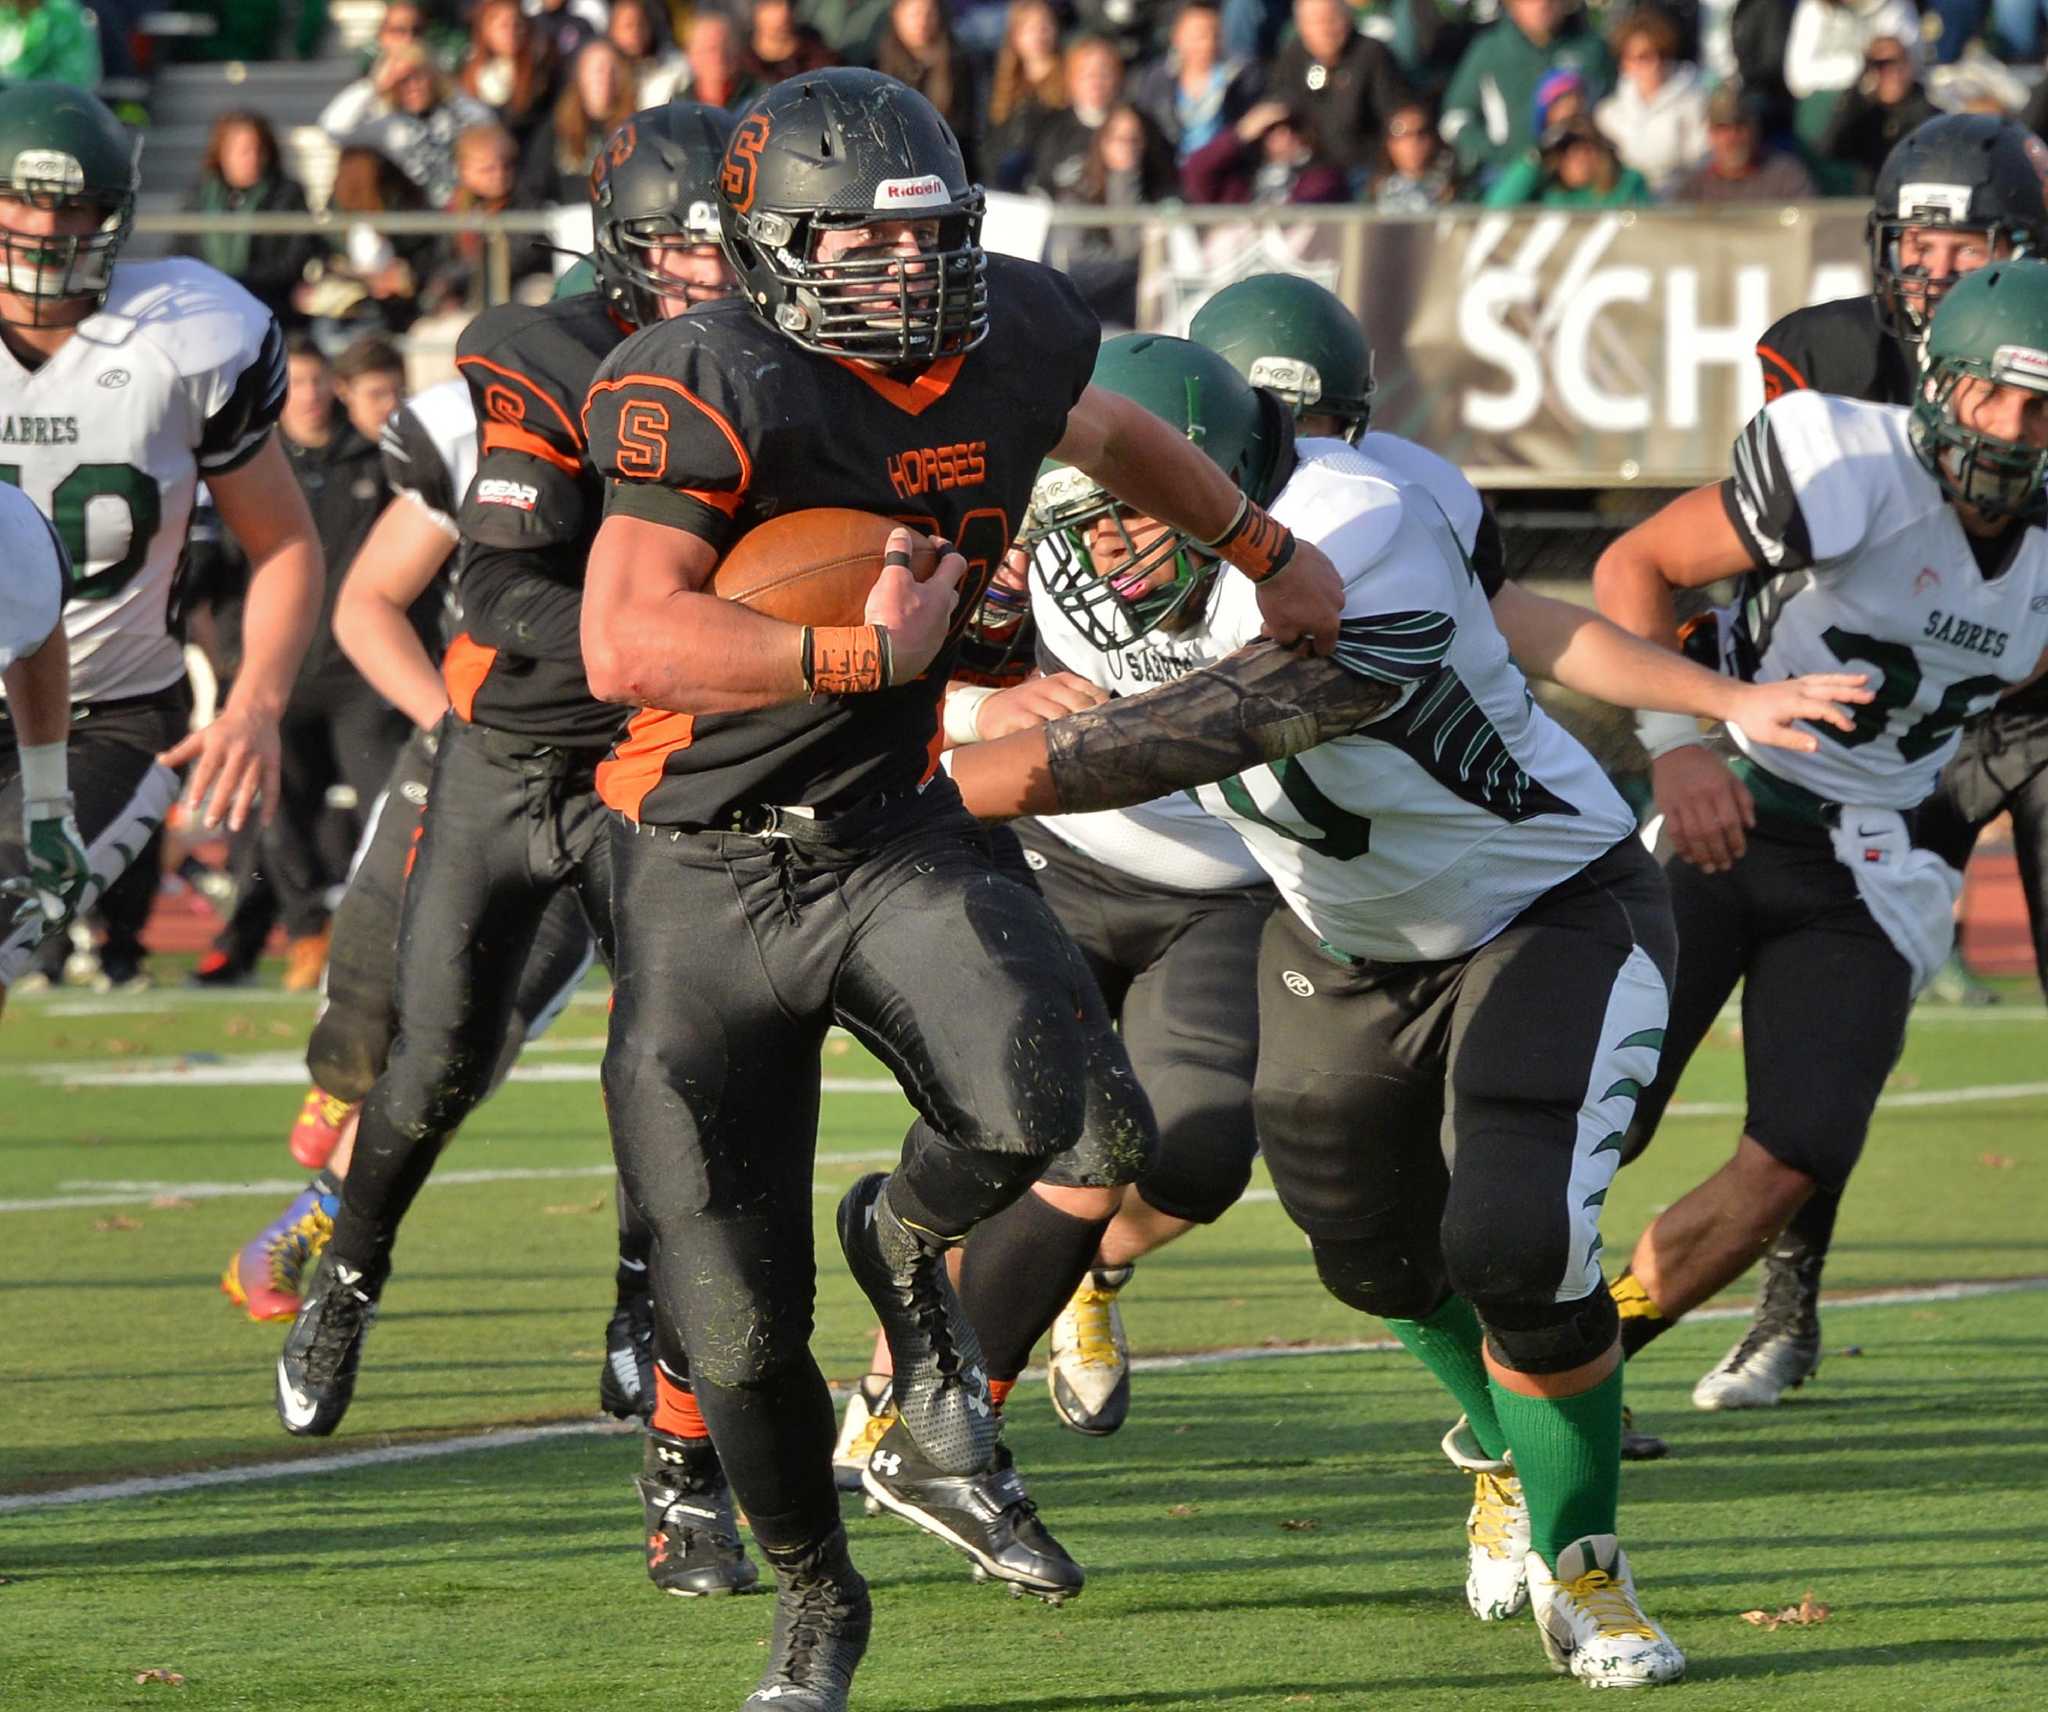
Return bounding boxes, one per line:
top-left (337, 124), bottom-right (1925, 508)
top-left (134, 835), bottom-right (2040, 979)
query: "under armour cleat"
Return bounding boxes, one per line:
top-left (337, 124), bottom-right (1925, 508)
top-left (861, 1418), bottom-right (1084, 1604)
top-left (288, 1087), bottom-right (354, 1171)
top-left (836, 1174), bottom-right (995, 1476)
top-left (637, 1457), bottom-right (760, 1597)
top-left (1047, 1264), bottom-right (1132, 1437)
top-left (1619, 1405), bottom-right (1669, 1463)
top-left (275, 1250), bottom-right (385, 1437)
top-left (600, 1292), bottom-right (657, 1421)
top-left (744, 1529), bottom-right (870, 1711)
top-left (1442, 1415), bottom-right (1529, 1621)
top-left (221, 1181), bottom-right (335, 1322)
top-left (1528, 1534), bottom-right (1685, 1687)
top-left (1692, 1250), bottom-right (1823, 1411)
top-left (832, 1375), bottom-right (894, 1493)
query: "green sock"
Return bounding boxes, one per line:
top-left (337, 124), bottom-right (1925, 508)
top-left (1489, 1363), bottom-right (1624, 1568)
top-left (1387, 1295), bottom-right (1507, 1461)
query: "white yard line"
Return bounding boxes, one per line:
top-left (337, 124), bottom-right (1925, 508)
top-left (6, 1273), bottom-right (2043, 1516)
top-left (0, 1148), bottom-right (910, 1214)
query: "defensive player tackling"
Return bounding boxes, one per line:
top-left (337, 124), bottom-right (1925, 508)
top-left (946, 332), bottom-right (1864, 1689)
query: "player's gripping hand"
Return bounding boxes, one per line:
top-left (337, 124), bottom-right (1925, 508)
top-left (866, 527), bottom-right (968, 683)
top-left (2, 798), bottom-right (90, 930)
top-left (158, 701), bottom-right (283, 833)
top-left (1254, 538), bottom-right (1344, 657)
top-left (1724, 671), bottom-right (1873, 754)
top-left (974, 673), bottom-right (1109, 741)
top-left (1653, 746), bottom-right (1754, 875)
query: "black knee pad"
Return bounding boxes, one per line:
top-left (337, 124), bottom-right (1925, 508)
top-left (1475, 1287), bottom-right (1620, 1377)
top-left (304, 1005), bottom-right (389, 1105)
top-left (1310, 1235), bottom-right (1450, 1324)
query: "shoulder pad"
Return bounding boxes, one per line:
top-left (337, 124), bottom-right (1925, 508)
top-left (458, 298), bottom-right (622, 461)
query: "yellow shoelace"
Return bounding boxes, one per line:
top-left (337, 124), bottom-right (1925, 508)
top-left (1560, 1568), bottom-right (1659, 1640)
top-left (267, 1205), bottom-right (334, 1290)
top-left (1068, 1287), bottom-right (1121, 1369)
top-left (1468, 1471), bottom-right (1522, 1560)
top-left (846, 1407), bottom-right (896, 1463)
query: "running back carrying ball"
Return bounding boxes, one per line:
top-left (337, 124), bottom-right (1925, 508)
top-left (711, 509), bottom-right (941, 624)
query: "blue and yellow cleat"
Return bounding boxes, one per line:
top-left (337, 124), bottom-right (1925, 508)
top-left (221, 1182), bottom-right (337, 1323)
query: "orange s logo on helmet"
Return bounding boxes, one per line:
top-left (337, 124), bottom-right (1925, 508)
top-left (722, 113), bottom-right (772, 214)
top-left (592, 122), bottom-right (637, 200)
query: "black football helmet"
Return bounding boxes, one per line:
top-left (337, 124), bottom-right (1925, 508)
top-left (590, 102), bottom-right (736, 327)
top-left (1870, 115), bottom-right (2048, 347)
top-left (717, 68), bottom-right (988, 364)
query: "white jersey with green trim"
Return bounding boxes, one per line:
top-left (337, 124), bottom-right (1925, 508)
top-left (1193, 438), bottom-right (1633, 962)
top-left (1721, 390), bottom-right (2048, 810)
top-left (0, 258), bottom-right (286, 707)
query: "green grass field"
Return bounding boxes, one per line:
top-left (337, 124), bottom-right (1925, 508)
top-left (4, 971), bottom-right (2046, 1710)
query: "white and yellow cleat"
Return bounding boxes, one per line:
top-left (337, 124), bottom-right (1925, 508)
top-left (1441, 1415), bottom-right (1530, 1621)
top-left (1527, 1534), bottom-right (1685, 1688)
top-left (1046, 1264), bottom-right (1132, 1437)
top-left (833, 1375), bottom-right (895, 1495)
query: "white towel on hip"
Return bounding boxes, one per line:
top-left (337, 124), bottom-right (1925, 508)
top-left (1829, 807), bottom-right (1961, 996)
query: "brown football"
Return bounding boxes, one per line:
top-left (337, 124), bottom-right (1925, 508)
top-left (709, 509), bottom-right (938, 626)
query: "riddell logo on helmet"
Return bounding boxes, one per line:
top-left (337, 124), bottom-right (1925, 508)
top-left (11, 150), bottom-right (83, 195)
top-left (873, 175), bottom-right (948, 209)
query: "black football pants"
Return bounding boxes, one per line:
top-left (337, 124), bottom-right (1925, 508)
top-left (308, 725), bottom-right (596, 1104)
top-left (328, 715), bottom-right (615, 1268)
top-left (1917, 709), bottom-right (2048, 995)
top-left (602, 784), bottom-right (1101, 1553)
top-left (1, 684), bottom-right (185, 988)
top-left (1016, 820), bottom-right (1270, 1223)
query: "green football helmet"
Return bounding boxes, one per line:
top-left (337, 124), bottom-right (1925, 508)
top-left (552, 255), bottom-right (599, 299)
top-left (1030, 332), bottom-right (1294, 650)
top-left (0, 82), bottom-right (140, 327)
top-left (1188, 273), bottom-right (1376, 442)
top-left (1909, 257), bottom-right (2048, 518)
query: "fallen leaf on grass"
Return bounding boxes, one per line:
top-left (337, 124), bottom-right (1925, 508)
top-left (101, 1037), bottom-right (147, 1056)
top-left (1740, 1591), bottom-right (1830, 1630)
top-left (1167, 1503), bottom-right (1199, 1518)
top-left (224, 1017), bottom-right (258, 1038)
top-left (1278, 1518), bottom-right (1319, 1533)
top-left (93, 1216), bottom-right (141, 1232)
top-left (133, 1669), bottom-right (185, 1686)
top-left (150, 1195), bottom-right (196, 1210)
top-left (1979, 1153), bottom-right (2019, 1169)
top-left (543, 1198), bottom-right (607, 1215)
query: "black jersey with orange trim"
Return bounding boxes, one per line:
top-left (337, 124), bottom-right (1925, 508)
top-left (1756, 294), bottom-right (1913, 408)
top-left (451, 292), bottom-right (632, 747)
top-left (585, 254), bottom-right (1101, 826)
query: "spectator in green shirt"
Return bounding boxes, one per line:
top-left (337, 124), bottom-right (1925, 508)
top-left (0, 0), bottom-right (102, 88)
top-left (1483, 112), bottom-right (1652, 207)
top-left (1441, 0), bottom-right (1615, 186)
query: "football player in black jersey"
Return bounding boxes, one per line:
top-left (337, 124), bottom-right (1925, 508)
top-left (273, 100), bottom-right (767, 1603)
top-left (218, 380), bottom-right (602, 1356)
top-left (579, 69), bottom-right (1344, 1712)
top-left (1613, 114), bottom-right (2048, 1456)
